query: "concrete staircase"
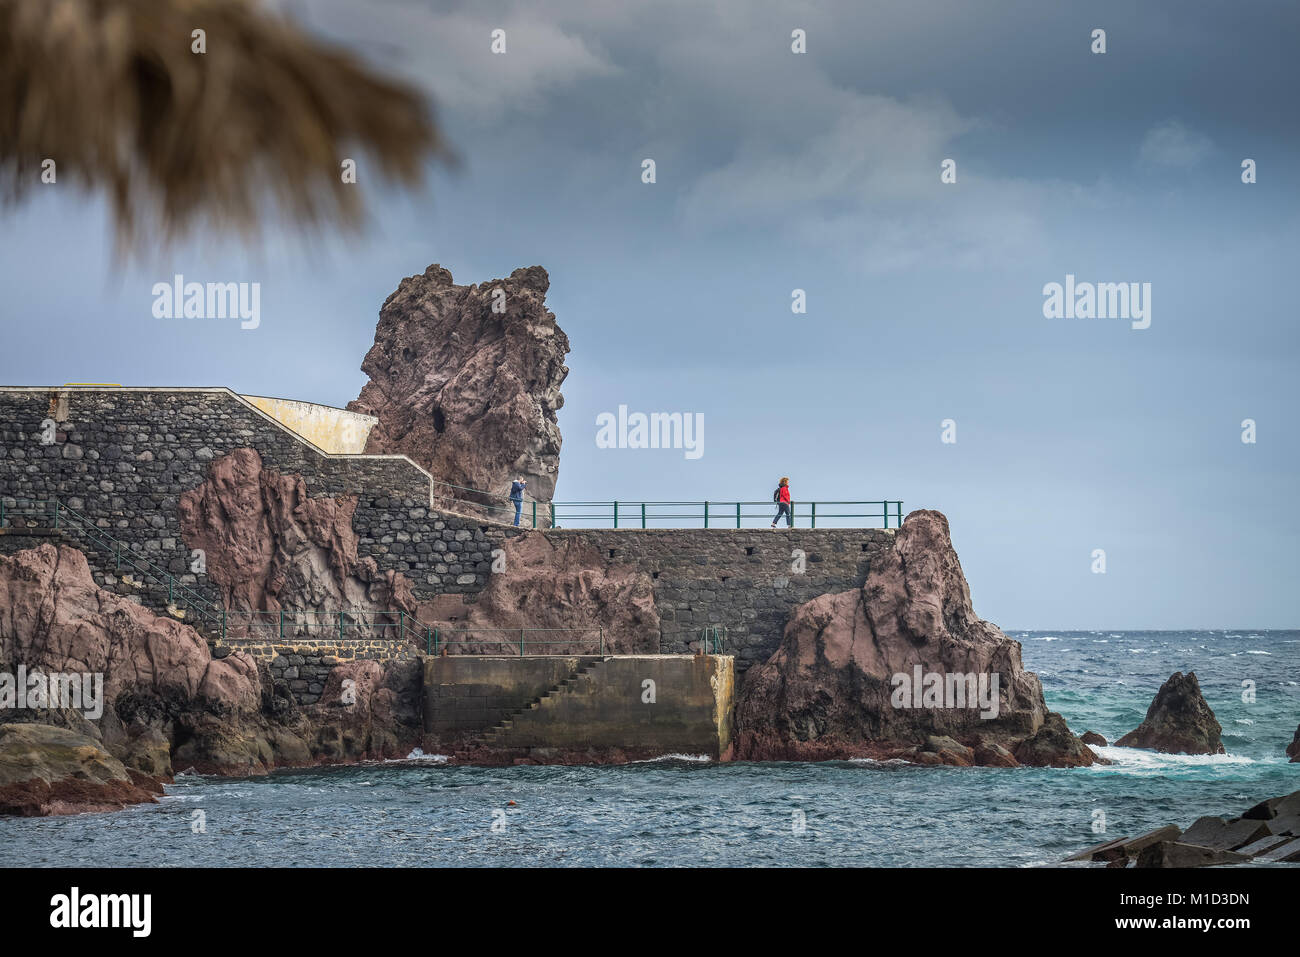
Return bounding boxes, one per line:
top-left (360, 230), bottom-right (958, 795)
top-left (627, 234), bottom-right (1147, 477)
top-left (474, 656), bottom-right (611, 747)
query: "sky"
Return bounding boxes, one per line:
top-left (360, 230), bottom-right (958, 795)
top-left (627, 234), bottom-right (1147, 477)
top-left (1, 0), bottom-right (1297, 630)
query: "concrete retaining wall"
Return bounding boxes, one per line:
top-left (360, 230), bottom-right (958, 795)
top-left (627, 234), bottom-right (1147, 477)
top-left (422, 654), bottom-right (734, 758)
top-left (241, 395), bottom-right (377, 454)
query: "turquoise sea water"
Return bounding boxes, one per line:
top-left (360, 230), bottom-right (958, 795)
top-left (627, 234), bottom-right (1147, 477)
top-left (2, 631), bottom-right (1297, 867)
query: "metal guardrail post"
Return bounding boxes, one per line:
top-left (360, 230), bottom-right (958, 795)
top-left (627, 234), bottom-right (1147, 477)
top-left (52, 497), bottom-right (59, 530)
top-left (338, 611), bottom-right (344, 640)
top-left (641, 503), bottom-right (646, 529)
top-left (399, 611), bottom-right (405, 642)
top-left (703, 501), bottom-right (709, 528)
top-left (599, 628), bottom-right (604, 655)
top-left (532, 501), bottom-right (537, 528)
top-left (279, 608), bottom-right (284, 639)
top-left (882, 501), bottom-right (888, 529)
top-left (811, 502), bottom-right (816, 528)
top-left (520, 628), bottom-right (525, 656)
top-left (613, 501), bottom-right (618, 528)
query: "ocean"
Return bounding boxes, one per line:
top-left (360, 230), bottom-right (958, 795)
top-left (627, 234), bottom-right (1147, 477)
top-left (3, 631), bottom-right (1297, 867)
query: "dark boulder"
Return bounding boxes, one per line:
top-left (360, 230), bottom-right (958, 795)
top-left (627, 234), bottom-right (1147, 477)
top-left (1115, 671), bottom-right (1224, 755)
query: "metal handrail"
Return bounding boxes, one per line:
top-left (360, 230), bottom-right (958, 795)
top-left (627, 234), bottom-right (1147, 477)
top-left (425, 482), bottom-right (905, 530)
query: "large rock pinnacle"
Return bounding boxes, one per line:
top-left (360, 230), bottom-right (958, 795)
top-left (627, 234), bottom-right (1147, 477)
top-left (347, 264), bottom-right (570, 515)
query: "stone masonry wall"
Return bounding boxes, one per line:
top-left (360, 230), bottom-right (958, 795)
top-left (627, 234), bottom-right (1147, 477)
top-left (212, 639), bottom-right (418, 705)
top-left (539, 528), bottom-right (890, 671)
top-left (1, 388), bottom-right (894, 684)
top-left (0, 388), bottom-right (501, 615)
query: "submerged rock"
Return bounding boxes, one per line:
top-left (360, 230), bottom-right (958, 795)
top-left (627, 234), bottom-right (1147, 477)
top-left (348, 263), bottom-right (570, 515)
top-left (733, 510), bottom-right (1096, 767)
top-left (1115, 671), bottom-right (1224, 755)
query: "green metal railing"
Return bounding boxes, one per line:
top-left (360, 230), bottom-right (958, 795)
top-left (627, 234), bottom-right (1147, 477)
top-left (1, 497), bottom-right (217, 626)
top-left (425, 627), bottom-right (606, 656)
top-left (698, 626), bottom-right (727, 654)
top-left (551, 500), bottom-right (904, 529)
top-left (428, 481), bottom-right (904, 530)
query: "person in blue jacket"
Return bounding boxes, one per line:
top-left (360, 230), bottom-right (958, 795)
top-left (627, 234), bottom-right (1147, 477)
top-left (509, 477), bottom-right (527, 526)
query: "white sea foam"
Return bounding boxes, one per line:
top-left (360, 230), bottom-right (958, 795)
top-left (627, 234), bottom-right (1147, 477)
top-left (394, 748), bottom-right (449, 763)
top-left (631, 753), bottom-right (711, 764)
top-left (1087, 746), bottom-right (1257, 775)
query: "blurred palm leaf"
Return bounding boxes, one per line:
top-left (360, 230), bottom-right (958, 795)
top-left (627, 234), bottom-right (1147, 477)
top-left (0, 0), bottom-right (450, 247)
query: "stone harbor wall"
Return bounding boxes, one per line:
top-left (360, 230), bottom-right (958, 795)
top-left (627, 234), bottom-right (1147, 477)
top-left (540, 528), bottom-right (886, 671)
top-left (212, 638), bottom-right (420, 705)
top-left (0, 388), bottom-right (499, 611)
top-left (1, 387), bottom-right (889, 678)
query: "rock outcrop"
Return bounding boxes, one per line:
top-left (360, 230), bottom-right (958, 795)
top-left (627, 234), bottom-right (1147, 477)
top-left (348, 264), bottom-right (570, 518)
top-left (420, 531), bottom-right (660, 655)
top-left (0, 543), bottom-right (425, 812)
top-left (1288, 724), bottom-right (1299, 762)
top-left (1114, 671), bottom-right (1224, 755)
top-left (179, 448), bottom-right (417, 638)
top-left (733, 510), bottom-right (1097, 767)
top-left (0, 723), bottom-right (163, 816)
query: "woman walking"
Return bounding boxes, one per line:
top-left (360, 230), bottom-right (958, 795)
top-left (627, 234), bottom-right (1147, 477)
top-left (771, 477), bottom-right (793, 528)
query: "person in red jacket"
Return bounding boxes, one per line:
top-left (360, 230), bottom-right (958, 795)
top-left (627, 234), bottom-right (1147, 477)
top-left (771, 476), bottom-right (792, 528)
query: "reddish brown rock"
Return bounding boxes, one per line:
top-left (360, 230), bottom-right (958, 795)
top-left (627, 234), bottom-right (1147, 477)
top-left (421, 531), bottom-right (659, 655)
top-left (1115, 672), bottom-right (1225, 755)
top-left (733, 510), bottom-right (1093, 767)
top-left (0, 542), bottom-right (423, 793)
top-left (1080, 730), bottom-right (1108, 747)
top-left (0, 723), bottom-right (163, 816)
top-left (179, 448), bottom-right (417, 638)
top-left (348, 264), bottom-right (570, 518)
top-left (0, 543), bottom-right (261, 713)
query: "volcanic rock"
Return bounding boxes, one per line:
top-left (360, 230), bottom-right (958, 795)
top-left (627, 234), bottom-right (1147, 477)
top-left (733, 510), bottom-right (1095, 766)
top-left (1080, 730), bottom-right (1107, 747)
top-left (348, 264), bottom-right (570, 518)
top-left (0, 723), bottom-right (161, 816)
top-left (0, 543), bottom-right (262, 715)
top-left (421, 531), bottom-right (660, 655)
top-left (1114, 671), bottom-right (1224, 755)
top-left (179, 448), bottom-right (418, 639)
top-left (1288, 723), bottom-right (1299, 762)
top-left (0, 542), bottom-right (424, 798)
